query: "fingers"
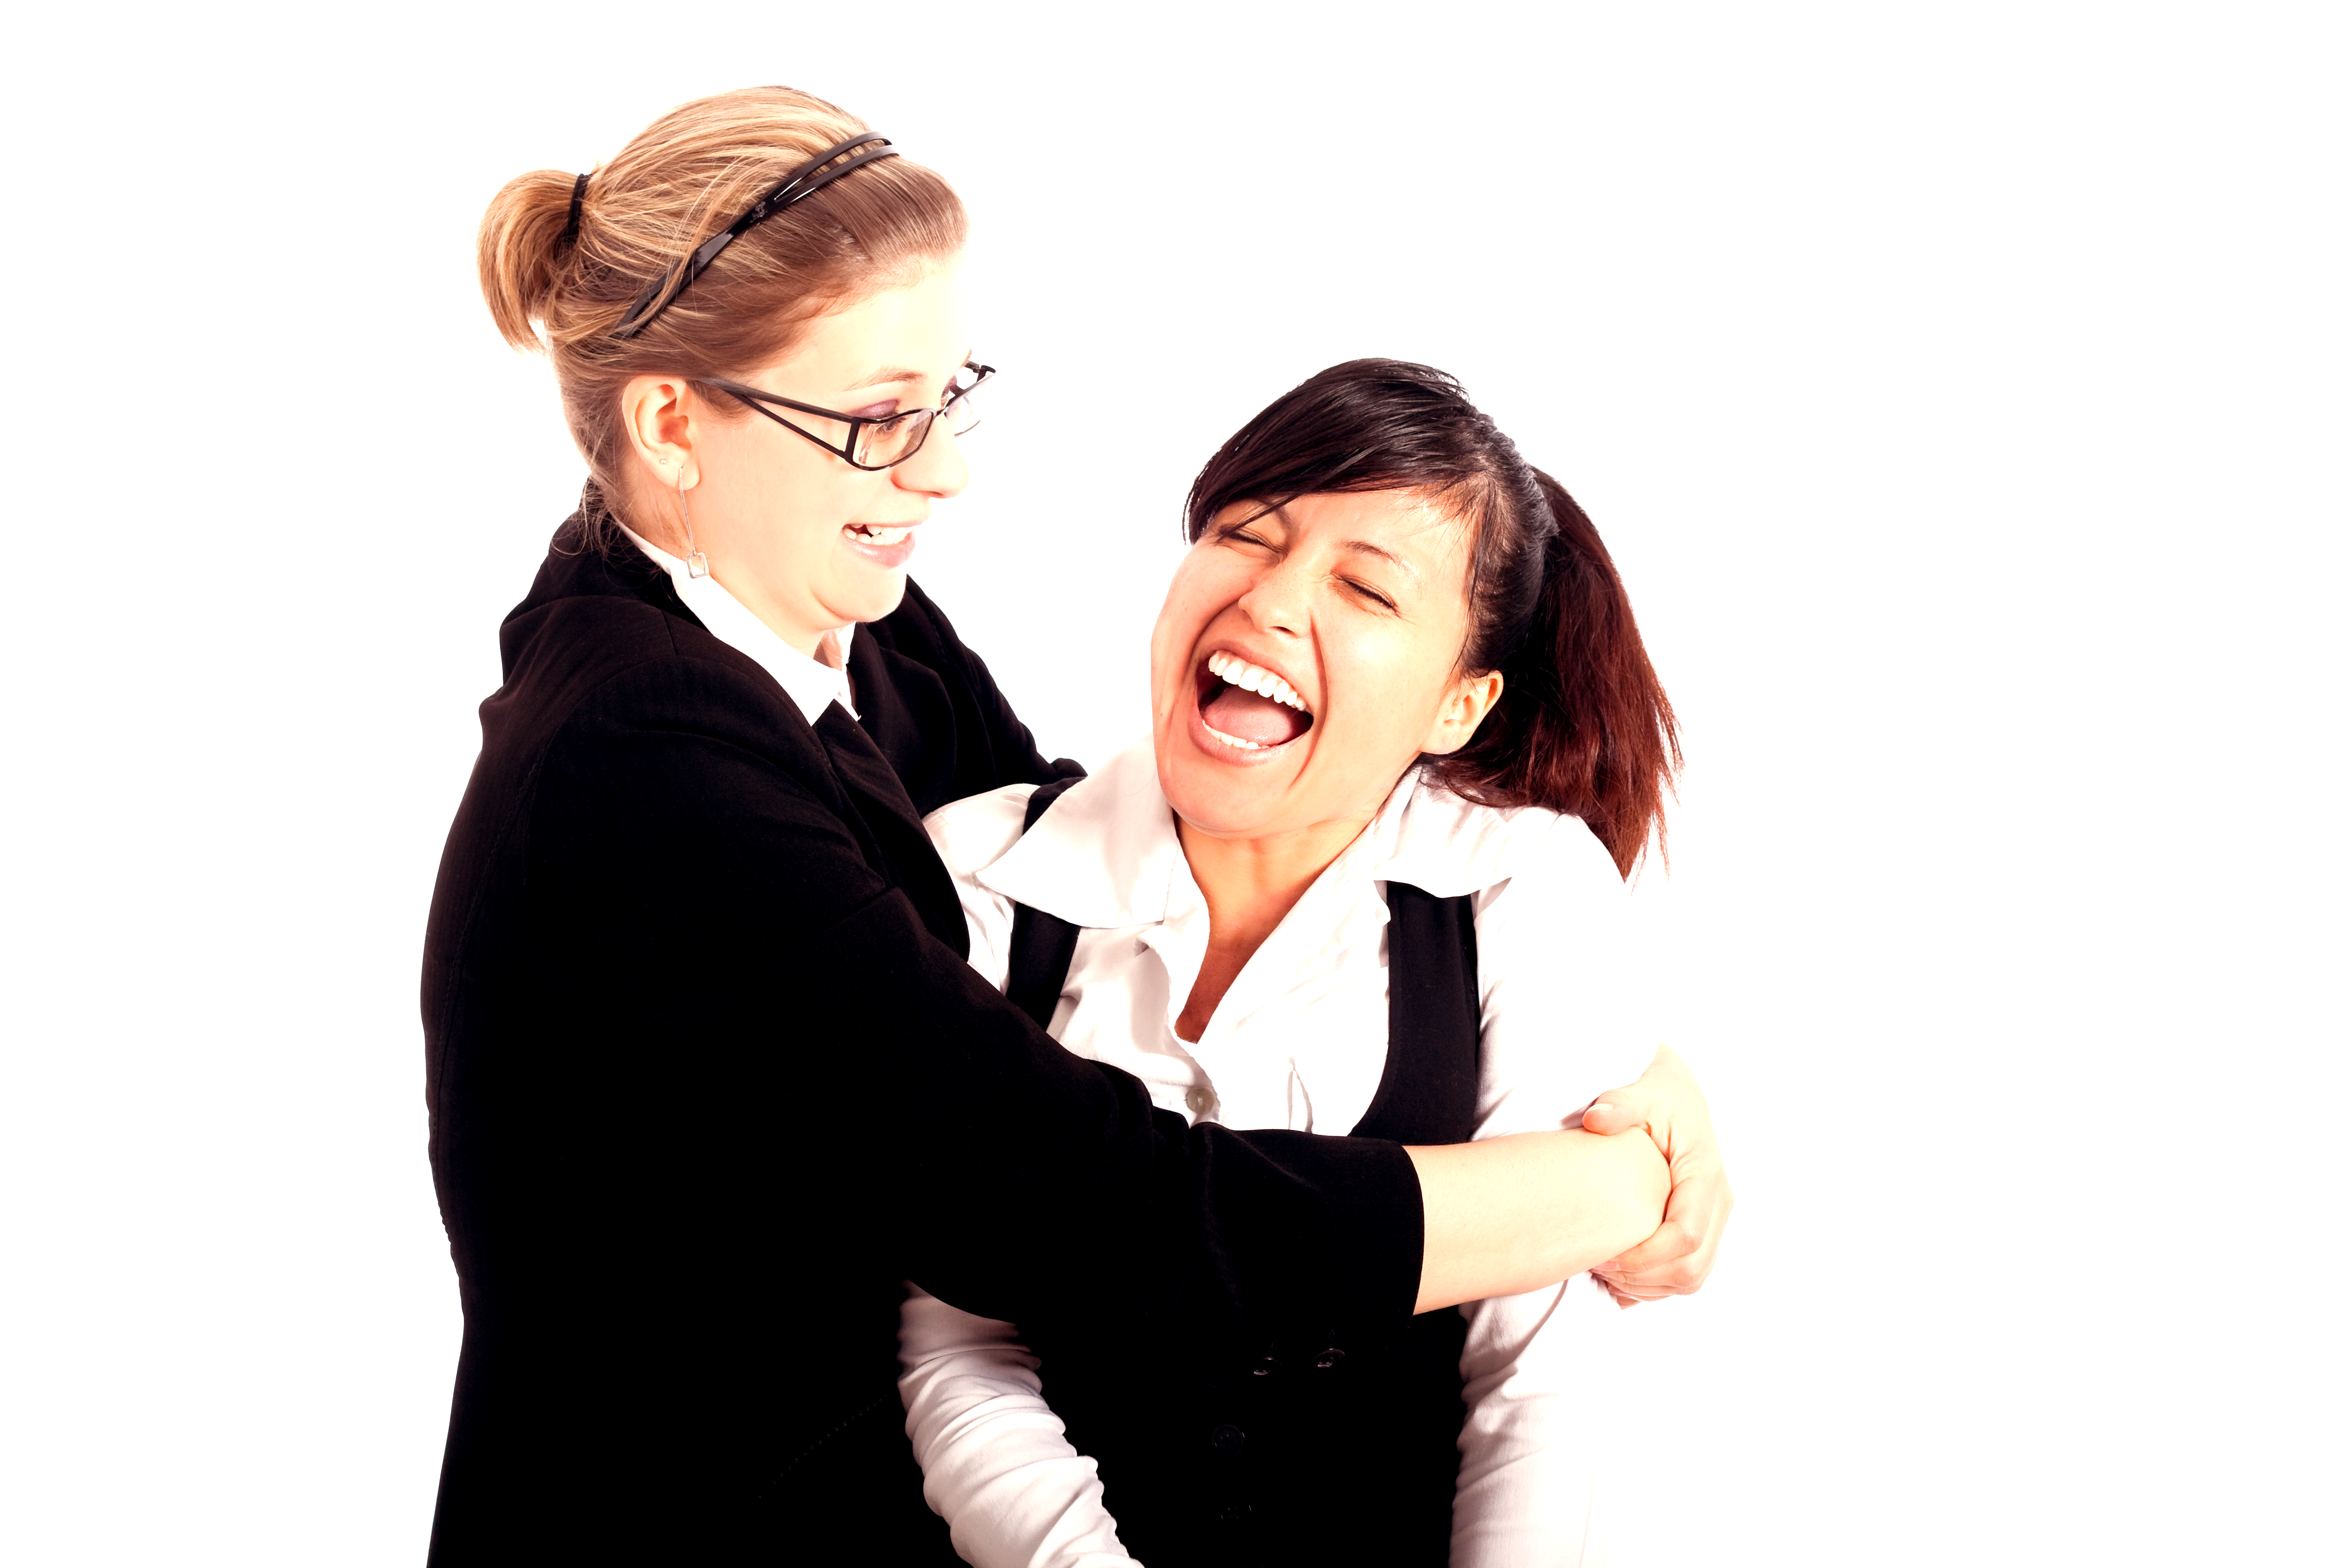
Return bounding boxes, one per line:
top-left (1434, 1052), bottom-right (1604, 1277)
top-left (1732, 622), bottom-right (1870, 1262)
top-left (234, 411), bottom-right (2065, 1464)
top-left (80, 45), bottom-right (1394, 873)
top-left (1589, 1273), bottom-right (1650, 1310)
top-left (1591, 1259), bottom-right (1676, 1305)
top-left (1578, 1089), bottom-right (1650, 1138)
top-left (1580, 1044), bottom-right (1671, 1137)
top-left (1592, 1169), bottom-right (1733, 1298)
top-left (1593, 1220), bottom-right (1697, 1290)
top-left (1593, 1262), bottom-right (1704, 1300)
top-left (1585, 1044), bottom-right (1733, 1303)
top-left (1602, 1279), bottom-right (1672, 1307)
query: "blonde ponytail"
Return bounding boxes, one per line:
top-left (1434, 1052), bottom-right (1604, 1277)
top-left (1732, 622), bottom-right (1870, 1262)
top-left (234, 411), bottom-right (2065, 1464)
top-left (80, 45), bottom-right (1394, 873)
top-left (477, 167), bottom-right (584, 350)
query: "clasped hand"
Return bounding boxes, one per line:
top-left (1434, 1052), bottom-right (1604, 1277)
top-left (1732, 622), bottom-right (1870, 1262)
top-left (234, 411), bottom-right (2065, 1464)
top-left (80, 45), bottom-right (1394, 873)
top-left (1579, 1046), bottom-right (1733, 1308)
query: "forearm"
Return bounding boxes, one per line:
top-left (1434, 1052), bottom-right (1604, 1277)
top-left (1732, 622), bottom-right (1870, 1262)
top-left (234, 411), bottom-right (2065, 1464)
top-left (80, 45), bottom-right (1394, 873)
top-left (899, 1289), bottom-right (1140, 1568)
top-left (903, 1390), bottom-right (1135, 1568)
top-left (1408, 1128), bottom-right (1667, 1314)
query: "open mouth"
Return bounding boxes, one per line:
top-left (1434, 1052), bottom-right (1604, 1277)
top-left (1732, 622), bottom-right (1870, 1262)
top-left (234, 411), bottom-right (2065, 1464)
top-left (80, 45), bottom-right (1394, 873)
top-left (843, 522), bottom-right (918, 566)
top-left (1194, 649), bottom-right (1315, 753)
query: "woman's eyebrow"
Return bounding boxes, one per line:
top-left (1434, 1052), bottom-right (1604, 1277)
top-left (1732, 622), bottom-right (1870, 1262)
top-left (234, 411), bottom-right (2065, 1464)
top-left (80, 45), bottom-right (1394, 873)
top-left (840, 366), bottom-right (928, 392)
top-left (1340, 539), bottom-right (1419, 579)
top-left (841, 350), bottom-right (973, 394)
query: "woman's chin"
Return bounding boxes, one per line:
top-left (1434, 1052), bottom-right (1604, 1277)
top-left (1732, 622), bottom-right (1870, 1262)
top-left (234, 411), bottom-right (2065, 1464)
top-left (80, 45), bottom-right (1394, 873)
top-left (1159, 714), bottom-right (1311, 833)
top-left (833, 566), bottom-right (910, 625)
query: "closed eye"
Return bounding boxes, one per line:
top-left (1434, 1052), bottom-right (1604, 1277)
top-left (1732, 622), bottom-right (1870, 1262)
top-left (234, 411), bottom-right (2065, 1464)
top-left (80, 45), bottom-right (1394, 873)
top-left (1339, 577), bottom-right (1396, 611)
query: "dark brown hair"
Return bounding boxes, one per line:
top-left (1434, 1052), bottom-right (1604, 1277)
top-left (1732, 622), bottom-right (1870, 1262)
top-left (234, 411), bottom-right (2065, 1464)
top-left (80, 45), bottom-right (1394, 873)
top-left (1183, 359), bottom-right (1681, 876)
top-left (477, 86), bottom-right (968, 541)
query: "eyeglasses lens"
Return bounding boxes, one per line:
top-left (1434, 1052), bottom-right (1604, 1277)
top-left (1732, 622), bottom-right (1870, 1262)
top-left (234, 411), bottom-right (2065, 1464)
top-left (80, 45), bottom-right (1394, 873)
top-left (849, 371), bottom-right (987, 468)
top-left (853, 412), bottom-right (924, 468)
top-left (945, 375), bottom-right (984, 438)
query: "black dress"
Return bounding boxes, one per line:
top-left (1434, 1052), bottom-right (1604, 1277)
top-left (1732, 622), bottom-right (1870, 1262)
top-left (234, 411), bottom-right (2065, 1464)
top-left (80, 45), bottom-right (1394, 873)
top-left (419, 510), bottom-right (1424, 1564)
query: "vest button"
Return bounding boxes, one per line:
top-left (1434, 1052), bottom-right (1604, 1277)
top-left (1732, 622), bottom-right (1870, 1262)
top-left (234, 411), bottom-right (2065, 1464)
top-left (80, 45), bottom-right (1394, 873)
top-left (1209, 1422), bottom-right (1247, 1457)
top-left (1314, 1347), bottom-right (1346, 1371)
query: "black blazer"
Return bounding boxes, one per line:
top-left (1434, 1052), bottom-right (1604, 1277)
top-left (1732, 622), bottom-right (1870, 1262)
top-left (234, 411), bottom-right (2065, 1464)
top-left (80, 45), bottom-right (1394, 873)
top-left (419, 514), bottom-right (1423, 1564)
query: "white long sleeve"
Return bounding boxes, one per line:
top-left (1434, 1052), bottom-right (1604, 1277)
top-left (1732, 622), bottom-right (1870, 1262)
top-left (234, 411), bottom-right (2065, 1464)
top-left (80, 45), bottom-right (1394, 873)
top-left (1450, 1279), bottom-right (1621, 1566)
top-left (897, 1285), bottom-right (1143, 1568)
top-left (1444, 816), bottom-right (1653, 1566)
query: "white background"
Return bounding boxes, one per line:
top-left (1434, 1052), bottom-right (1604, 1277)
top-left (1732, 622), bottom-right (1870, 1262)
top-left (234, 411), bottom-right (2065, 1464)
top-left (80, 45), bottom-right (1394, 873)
top-left (2, 3), bottom-right (2344, 1563)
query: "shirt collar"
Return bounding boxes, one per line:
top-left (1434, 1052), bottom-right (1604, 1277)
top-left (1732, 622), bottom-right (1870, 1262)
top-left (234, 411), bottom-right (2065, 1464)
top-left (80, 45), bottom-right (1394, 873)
top-left (979, 741), bottom-right (1184, 927)
top-left (616, 522), bottom-right (856, 726)
top-left (1366, 771), bottom-right (1543, 896)
top-left (980, 739), bottom-right (1540, 928)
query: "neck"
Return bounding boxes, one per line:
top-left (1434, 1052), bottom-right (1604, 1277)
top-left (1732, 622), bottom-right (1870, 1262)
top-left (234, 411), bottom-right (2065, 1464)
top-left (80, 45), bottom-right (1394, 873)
top-left (614, 491), bottom-right (842, 660)
top-left (1178, 815), bottom-right (1373, 932)
top-left (1171, 811), bottom-right (1375, 1042)
top-left (713, 561), bottom-right (836, 660)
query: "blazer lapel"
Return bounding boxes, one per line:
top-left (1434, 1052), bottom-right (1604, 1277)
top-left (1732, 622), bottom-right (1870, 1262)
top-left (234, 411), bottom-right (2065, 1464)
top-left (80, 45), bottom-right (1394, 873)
top-left (847, 634), bottom-right (960, 817)
top-left (814, 705), bottom-right (970, 959)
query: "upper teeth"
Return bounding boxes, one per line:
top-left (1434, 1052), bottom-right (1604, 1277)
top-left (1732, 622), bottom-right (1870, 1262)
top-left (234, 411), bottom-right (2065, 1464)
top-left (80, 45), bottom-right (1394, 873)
top-left (854, 525), bottom-right (912, 545)
top-left (1207, 650), bottom-right (1308, 712)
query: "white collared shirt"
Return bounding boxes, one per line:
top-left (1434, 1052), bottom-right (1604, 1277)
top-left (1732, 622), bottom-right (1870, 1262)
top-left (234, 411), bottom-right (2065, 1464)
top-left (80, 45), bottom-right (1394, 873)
top-left (617, 523), bottom-right (857, 725)
top-left (899, 740), bottom-right (1660, 1568)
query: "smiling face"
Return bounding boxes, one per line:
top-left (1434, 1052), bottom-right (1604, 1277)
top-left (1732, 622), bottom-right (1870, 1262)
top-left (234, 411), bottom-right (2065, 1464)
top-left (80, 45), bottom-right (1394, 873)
top-left (1149, 490), bottom-right (1507, 847)
top-left (619, 259), bottom-right (973, 654)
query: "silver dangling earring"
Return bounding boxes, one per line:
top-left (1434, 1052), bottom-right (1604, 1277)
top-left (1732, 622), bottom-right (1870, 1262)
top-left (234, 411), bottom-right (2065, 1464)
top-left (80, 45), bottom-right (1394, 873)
top-left (674, 465), bottom-right (709, 579)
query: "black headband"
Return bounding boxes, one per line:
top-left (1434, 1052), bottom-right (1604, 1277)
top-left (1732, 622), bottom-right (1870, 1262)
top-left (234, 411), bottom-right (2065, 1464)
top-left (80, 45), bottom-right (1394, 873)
top-left (609, 131), bottom-right (899, 341)
top-left (562, 171), bottom-right (589, 243)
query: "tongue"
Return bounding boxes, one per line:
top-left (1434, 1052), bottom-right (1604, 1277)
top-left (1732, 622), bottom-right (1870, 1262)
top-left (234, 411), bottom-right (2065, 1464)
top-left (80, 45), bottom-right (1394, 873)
top-left (1204, 684), bottom-right (1311, 745)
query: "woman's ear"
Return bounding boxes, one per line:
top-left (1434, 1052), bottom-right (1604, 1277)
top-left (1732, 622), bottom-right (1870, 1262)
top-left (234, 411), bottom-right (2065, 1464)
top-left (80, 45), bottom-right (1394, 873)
top-left (619, 374), bottom-right (703, 489)
top-left (1421, 669), bottom-right (1505, 756)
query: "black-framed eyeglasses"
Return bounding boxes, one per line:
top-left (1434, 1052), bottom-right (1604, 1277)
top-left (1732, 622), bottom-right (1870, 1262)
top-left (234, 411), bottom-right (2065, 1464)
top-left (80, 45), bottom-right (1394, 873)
top-left (699, 361), bottom-right (994, 472)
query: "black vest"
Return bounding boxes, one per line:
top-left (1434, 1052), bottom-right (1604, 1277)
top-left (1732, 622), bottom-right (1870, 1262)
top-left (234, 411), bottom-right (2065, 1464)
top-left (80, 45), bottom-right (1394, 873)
top-left (1006, 779), bottom-right (1480, 1567)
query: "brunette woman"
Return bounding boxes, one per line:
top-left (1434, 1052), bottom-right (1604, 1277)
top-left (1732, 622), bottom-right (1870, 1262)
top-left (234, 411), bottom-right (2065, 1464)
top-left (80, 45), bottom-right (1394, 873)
top-left (902, 361), bottom-right (1685, 1565)
top-left (430, 88), bottom-right (1729, 1564)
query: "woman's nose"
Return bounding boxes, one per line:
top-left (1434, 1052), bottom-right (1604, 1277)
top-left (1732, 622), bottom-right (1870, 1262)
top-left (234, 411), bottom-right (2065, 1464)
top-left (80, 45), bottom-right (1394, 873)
top-left (893, 420), bottom-right (969, 500)
top-left (1236, 553), bottom-right (1310, 637)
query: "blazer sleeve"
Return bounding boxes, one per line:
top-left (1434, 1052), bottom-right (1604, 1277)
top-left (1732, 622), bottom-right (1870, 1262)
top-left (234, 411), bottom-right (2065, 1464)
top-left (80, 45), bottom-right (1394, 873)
top-left (890, 577), bottom-right (1084, 790)
top-left (519, 654), bottom-right (1422, 1343)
